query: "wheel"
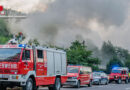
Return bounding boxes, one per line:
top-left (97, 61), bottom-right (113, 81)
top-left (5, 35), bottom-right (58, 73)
top-left (105, 80), bottom-right (109, 85)
top-left (22, 78), bottom-right (33, 90)
top-left (125, 78), bottom-right (129, 84)
top-left (48, 86), bottom-right (53, 90)
top-left (0, 86), bottom-right (6, 90)
top-left (48, 78), bottom-right (61, 90)
top-left (88, 80), bottom-right (92, 87)
top-left (117, 78), bottom-right (122, 84)
top-left (98, 80), bottom-right (101, 85)
top-left (76, 80), bottom-right (80, 88)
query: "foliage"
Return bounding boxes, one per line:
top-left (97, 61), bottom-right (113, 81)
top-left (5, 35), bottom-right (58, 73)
top-left (106, 56), bottom-right (124, 74)
top-left (102, 41), bottom-right (130, 70)
top-left (101, 41), bottom-right (116, 58)
top-left (67, 40), bottom-right (101, 70)
top-left (0, 19), bottom-right (12, 44)
top-left (28, 39), bottom-right (40, 46)
top-left (125, 60), bottom-right (130, 69)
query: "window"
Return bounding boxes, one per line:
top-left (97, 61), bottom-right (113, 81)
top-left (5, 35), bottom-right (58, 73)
top-left (0, 48), bottom-right (21, 62)
top-left (124, 71), bottom-right (126, 74)
top-left (112, 70), bottom-right (121, 73)
top-left (37, 50), bottom-right (43, 62)
top-left (121, 71), bottom-right (124, 74)
top-left (37, 50), bottom-right (43, 58)
top-left (67, 67), bottom-right (79, 73)
top-left (22, 50), bottom-right (30, 60)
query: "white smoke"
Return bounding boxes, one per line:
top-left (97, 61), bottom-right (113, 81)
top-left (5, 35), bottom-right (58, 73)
top-left (2, 0), bottom-right (130, 51)
top-left (0, 0), bottom-right (54, 13)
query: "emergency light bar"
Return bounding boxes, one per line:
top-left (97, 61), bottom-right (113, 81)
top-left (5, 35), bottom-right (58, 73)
top-left (112, 67), bottom-right (128, 71)
top-left (18, 44), bottom-right (26, 48)
top-left (0, 44), bottom-right (27, 48)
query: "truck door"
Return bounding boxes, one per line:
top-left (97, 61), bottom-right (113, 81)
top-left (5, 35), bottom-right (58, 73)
top-left (79, 67), bottom-right (85, 84)
top-left (123, 71), bottom-right (126, 80)
top-left (83, 67), bottom-right (90, 84)
top-left (36, 50), bottom-right (44, 76)
top-left (21, 49), bottom-right (33, 74)
top-left (121, 71), bottom-right (124, 80)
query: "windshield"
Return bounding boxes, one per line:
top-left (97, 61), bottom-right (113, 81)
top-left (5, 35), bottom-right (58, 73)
top-left (68, 67), bottom-right (79, 73)
top-left (93, 72), bottom-right (101, 77)
top-left (0, 48), bottom-right (21, 62)
top-left (111, 70), bottom-right (121, 73)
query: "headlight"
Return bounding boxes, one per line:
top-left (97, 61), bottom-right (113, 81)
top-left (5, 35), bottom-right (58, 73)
top-left (12, 75), bottom-right (19, 79)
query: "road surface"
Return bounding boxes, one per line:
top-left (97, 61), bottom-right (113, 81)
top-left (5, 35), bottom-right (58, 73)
top-left (39, 83), bottom-right (130, 90)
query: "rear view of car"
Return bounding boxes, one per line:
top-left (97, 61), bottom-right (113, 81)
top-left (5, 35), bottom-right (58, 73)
top-left (64, 65), bottom-right (92, 88)
top-left (92, 72), bottom-right (109, 85)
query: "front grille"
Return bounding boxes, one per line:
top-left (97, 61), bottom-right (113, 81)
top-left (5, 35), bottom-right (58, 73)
top-left (68, 77), bottom-right (72, 79)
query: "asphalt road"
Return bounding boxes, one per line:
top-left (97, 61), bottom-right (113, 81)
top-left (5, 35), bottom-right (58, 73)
top-left (39, 83), bottom-right (130, 90)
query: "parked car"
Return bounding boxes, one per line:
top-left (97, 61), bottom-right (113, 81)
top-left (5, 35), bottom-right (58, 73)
top-left (64, 65), bottom-right (92, 88)
top-left (92, 72), bottom-right (109, 85)
top-left (109, 67), bottom-right (129, 84)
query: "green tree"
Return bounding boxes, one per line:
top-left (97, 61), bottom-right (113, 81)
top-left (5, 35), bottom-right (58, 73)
top-left (106, 56), bottom-right (124, 74)
top-left (0, 19), bottom-right (12, 44)
top-left (28, 39), bottom-right (40, 46)
top-left (101, 41), bottom-right (116, 58)
top-left (67, 40), bottom-right (100, 70)
top-left (125, 60), bottom-right (130, 69)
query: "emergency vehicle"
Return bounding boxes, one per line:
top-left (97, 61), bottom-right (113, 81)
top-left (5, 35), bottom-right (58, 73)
top-left (109, 67), bottom-right (129, 84)
top-left (0, 44), bottom-right (67, 90)
top-left (64, 65), bottom-right (92, 88)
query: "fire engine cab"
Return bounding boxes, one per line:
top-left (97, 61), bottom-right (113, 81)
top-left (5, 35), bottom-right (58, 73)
top-left (109, 67), bottom-right (129, 84)
top-left (0, 44), bottom-right (67, 90)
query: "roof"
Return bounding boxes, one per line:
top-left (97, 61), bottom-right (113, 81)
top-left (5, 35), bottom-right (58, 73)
top-left (0, 44), bottom-right (66, 53)
top-left (112, 67), bottom-right (128, 71)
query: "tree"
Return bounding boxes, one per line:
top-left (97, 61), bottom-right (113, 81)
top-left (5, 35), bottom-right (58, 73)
top-left (0, 19), bottom-right (12, 44)
top-left (101, 41), bottom-right (116, 59)
top-left (125, 60), bottom-right (130, 69)
top-left (106, 56), bottom-right (124, 74)
top-left (101, 41), bottom-right (130, 71)
top-left (67, 40), bottom-right (100, 70)
top-left (28, 39), bottom-right (40, 46)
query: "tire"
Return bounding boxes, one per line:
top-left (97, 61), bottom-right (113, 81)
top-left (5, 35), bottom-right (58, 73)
top-left (98, 80), bottom-right (101, 85)
top-left (48, 86), bottom-right (53, 90)
top-left (117, 78), bottom-right (122, 84)
top-left (125, 78), bottom-right (129, 84)
top-left (76, 80), bottom-right (80, 88)
top-left (88, 81), bottom-right (92, 87)
top-left (0, 86), bottom-right (6, 90)
top-left (105, 80), bottom-right (109, 85)
top-left (22, 78), bottom-right (33, 90)
top-left (48, 78), bottom-right (61, 90)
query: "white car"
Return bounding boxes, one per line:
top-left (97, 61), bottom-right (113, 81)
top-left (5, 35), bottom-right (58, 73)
top-left (92, 72), bottom-right (109, 85)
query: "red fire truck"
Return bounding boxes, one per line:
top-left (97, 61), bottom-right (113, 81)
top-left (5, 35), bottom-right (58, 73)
top-left (109, 67), bottom-right (129, 84)
top-left (0, 44), bottom-right (67, 90)
top-left (64, 65), bottom-right (92, 88)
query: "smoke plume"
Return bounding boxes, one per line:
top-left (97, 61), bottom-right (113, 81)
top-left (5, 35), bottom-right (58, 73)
top-left (1, 0), bottom-right (130, 67)
top-left (5, 0), bottom-right (130, 49)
